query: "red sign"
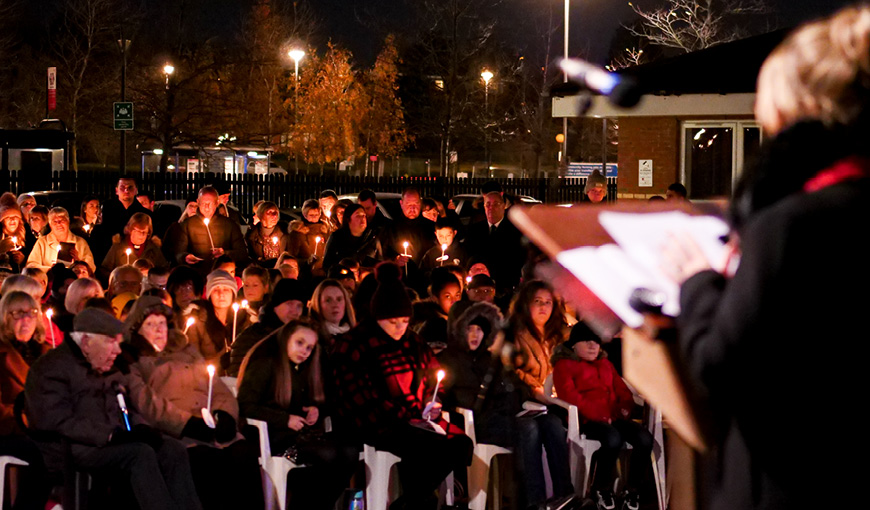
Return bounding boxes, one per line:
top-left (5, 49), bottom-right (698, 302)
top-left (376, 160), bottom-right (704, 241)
top-left (47, 67), bottom-right (57, 111)
top-left (370, 155), bottom-right (378, 162)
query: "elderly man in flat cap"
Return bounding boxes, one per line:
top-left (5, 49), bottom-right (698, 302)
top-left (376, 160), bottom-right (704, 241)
top-left (25, 308), bottom-right (202, 510)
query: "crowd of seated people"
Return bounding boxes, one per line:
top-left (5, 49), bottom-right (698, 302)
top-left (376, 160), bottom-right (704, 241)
top-left (0, 178), bottom-right (653, 510)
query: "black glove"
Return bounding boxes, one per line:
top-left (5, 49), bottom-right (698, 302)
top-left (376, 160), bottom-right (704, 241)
top-left (182, 417), bottom-right (215, 443)
top-left (130, 424), bottom-right (164, 450)
top-left (214, 410), bottom-right (237, 444)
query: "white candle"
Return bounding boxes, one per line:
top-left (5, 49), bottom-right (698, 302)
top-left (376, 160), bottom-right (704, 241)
top-left (125, 248), bottom-right (132, 265)
top-left (206, 364), bottom-right (215, 414)
top-left (231, 302), bottom-right (240, 343)
top-left (402, 241), bottom-right (410, 257)
top-left (241, 299), bottom-right (248, 310)
top-left (429, 369), bottom-right (445, 407)
top-left (55, 244), bottom-right (61, 263)
top-left (440, 243), bottom-right (448, 266)
top-left (314, 236), bottom-right (322, 256)
top-left (45, 308), bottom-right (56, 348)
top-left (183, 316), bottom-right (196, 334)
top-left (203, 217), bottom-right (215, 250)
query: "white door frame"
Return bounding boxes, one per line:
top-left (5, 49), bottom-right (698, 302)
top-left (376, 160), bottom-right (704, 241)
top-left (680, 120), bottom-right (760, 197)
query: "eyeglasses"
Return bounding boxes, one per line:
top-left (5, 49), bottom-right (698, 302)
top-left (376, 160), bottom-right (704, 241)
top-left (9, 309), bottom-right (39, 320)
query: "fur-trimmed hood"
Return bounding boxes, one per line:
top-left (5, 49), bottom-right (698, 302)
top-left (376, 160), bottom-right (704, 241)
top-left (123, 295), bottom-right (186, 355)
top-left (447, 301), bottom-right (503, 352)
top-left (550, 341), bottom-right (605, 366)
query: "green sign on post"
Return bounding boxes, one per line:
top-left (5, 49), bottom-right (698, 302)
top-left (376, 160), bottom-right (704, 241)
top-left (114, 102), bottom-right (134, 130)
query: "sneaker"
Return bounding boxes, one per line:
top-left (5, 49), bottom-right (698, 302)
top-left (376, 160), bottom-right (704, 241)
top-left (620, 490), bottom-right (640, 510)
top-left (594, 490), bottom-right (616, 510)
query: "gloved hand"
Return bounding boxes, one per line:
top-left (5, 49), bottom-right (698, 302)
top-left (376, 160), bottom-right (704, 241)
top-left (182, 417), bottom-right (215, 443)
top-left (214, 410), bottom-right (237, 444)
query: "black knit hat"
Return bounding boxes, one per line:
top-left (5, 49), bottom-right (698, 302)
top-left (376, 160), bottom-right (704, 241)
top-left (566, 321), bottom-right (602, 347)
top-left (270, 279), bottom-right (310, 307)
top-left (467, 274), bottom-right (496, 290)
top-left (370, 262), bottom-right (412, 320)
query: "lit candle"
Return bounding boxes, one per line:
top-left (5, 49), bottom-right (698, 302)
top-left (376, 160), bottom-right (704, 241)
top-left (429, 369), bottom-right (445, 408)
top-left (83, 224), bottom-right (91, 236)
top-left (241, 299), bottom-right (249, 309)
top-left (203, 217), bottom-right (215, 250)
top-left (271, 236), bottom-right (278, 246)
top-left (183, 316), bottom-right (196, 334)
top-left (45, 308), bottom-right (56, 348)
top-left (402, 241), bottom-right (410, 257)
top-left (55, 244), bottom-right (61, 262)
top-left (125, 248), bottom-right (132, 265)
top-left (439, 243), bottom-right (448, 266)
top-left (231, 302), bottom-right (240, 343)
top-left (466, 276), bottom-right (472, 284)
top-left (324, 209), bottom-right (331, 220)
top-left (314, 236), bottom-right (322, 256)
top-left (206, 364), bottom-right (215, 415)
top-left (10, 236), bottom-right (18, 250)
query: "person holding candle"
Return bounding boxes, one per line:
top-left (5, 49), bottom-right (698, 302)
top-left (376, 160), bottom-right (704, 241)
top-left (411, 269), bottom-right (463, 353)
top-left (421, 217), bottom-right (466, 273)
top-left (321, 203), bottom-right (381, 272)
top-left (0, 192), bottom-right (30, 272)
top-left (166, 186), bottom-right (247, 277)
top-left (100, 213), bottom-right (168, 284)
top-left (238, 318), bottom-right (358, 510)
top-left (184, 270), bottom-right (251, 369)
top-left (332, 262), bottom-right (471, 510)
top-left (70, 195), bottom-right (101, 238)
top-left (285, 199), bottom-right (330, 276)
top-left (25, 207), bottom-right (96, 274)
top-left (1, 274), bottom-right (63, 348)
top-left (123, 296), bottom-right (264, 510)
top-left (240, 265), bottom-right (270, 321)
top-left (0, 290), bottom-right (54, 510)
top-left (245, 201), bottom-right (291, 266)
top-left (25, 307), bottom-right (203, 510)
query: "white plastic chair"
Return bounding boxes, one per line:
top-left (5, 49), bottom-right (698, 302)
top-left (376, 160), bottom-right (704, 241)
top-left (247, 418), bottom-right (306, 510)
top-left (456, 407), bottom-right (512, 510)
top-left (0, 455), bottom-right (29, 508)
top-left (220, 376), bottom-right (238, 397)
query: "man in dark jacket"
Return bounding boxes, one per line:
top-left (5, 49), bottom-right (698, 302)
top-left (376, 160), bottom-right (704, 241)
top-left (165, 186), bottom-right (248, 276)
top-left (24, 308), bottom-right (202, 510)
top-left (462, 191), bottom-right (525, 295)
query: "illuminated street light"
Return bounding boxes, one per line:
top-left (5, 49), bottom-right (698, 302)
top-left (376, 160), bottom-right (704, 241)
top-left (163, 63), bottom-right (174, 89)
top-left (288, 49), bottom-right (306, 174)
top-left (481, 69), bottom-right (494, 171)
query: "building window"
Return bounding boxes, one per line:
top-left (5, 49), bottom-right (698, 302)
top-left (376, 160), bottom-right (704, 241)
top-left (681, 121), bottom-right (761, 199)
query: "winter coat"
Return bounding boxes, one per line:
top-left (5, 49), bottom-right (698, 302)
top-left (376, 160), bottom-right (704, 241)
top-left (420, 241), bottom-right (467, 272)
top-left (24, 339), bottom-right (145, 469)
top-left (245, 222), bottom-right (293, 264)
top-left (677, 120), bottom-right (870, 510)
top-left (437, 302), bottom-right (522, 447)
top-left (127, 333), bottom-right (238, 439)
top-left (166, 213), bottom-right (248, 275)
top-left (227, 307), bottom-right (283, 377)
top-left (100, 237), bottom-right (168, 279)
top-left (322, 227), bottom-right (382, 272)
top-left (183, 299), bottom-right (252, 369)
top-left (513, 328), bottom-right (560, 394)
top-left (0, 342), bottom-right (30, 435)
top-left (411, 300), bottom-right (449, 351)
top-left (550, 343), bottom-right (633, 424)
top-left (25, 231), bottom-right (95, 273)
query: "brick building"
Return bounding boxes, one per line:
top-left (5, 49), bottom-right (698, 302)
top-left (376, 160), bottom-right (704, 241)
top-left (554, 30), bottom-right (788, 201)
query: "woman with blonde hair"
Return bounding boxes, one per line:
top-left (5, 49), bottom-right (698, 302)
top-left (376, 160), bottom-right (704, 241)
top-left (237, 318), bottom-right (358, 510)
top-left (308, 279), bottom-right (356, 349)
top-left (25, 207), bottom-right (95, 272)
top-left (664, 6), bottom-right (870, 508)
top-left (64, 277), bottom-right (104, 315)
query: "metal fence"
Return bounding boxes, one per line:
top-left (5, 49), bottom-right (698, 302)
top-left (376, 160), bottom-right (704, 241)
top-left (5, 171), bottom-right (617, 214)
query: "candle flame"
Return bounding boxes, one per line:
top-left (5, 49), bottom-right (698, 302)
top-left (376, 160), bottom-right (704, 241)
top-left (441, 243), bottom-right (448, 251)
top-left (271, 236), bottom-right (278, 244)
top-left (466, 276), bottom-right (472, 283)
top-left (437, 369), bottom-right (445, 382)
top-left (83, 224), bottom-right (91, 232)
top-left (403, 241), bottom-right (409, 248)
top-left (203, 218), bottom-right (210, 227)
top-left (207, 364), bottom-right (215, 376)
top-left (11, 236), bottom-right (17, 243)
top-left (232, 302), bottom-right (240, 312)
top-left (56, 245), bottom-right (61, 252)
top-left (186, 317), bottom-right (196, 327)
top-left (325, 210), bottom-right (331, 218)
top-left (45, 308), bottom-right (53, 320)
top-left (315, 236), bottom-right (321, 243)
top-left (125, 248), bottom-right (132, 255)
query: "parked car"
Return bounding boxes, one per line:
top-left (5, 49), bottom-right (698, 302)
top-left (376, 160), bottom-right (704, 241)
top-left (153, 199), bottom-right (249, 235)
top-left (451, 193), bottom-right (542, 225)
top-left (337, 192), bottom-right (403, 221)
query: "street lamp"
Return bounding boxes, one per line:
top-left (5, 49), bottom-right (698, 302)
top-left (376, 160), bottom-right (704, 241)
top-left (288, 49), bottom-right (305, 174)
top-left (481, 69), bottom-right (494, 172)
top-left (563, 0), bottom-right (570, 166)
top-left (160, 62), bottom-right (175, 173)
top-left (162, 63), bottom-right (174, 89)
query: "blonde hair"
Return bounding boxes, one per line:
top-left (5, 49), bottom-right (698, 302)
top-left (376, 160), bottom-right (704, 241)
top-left (0, 291), bottom-right (45, 345)
top-left (309, 279), bottom-right (356, 328)
top-left (757, 6), bottom-right (870, 134)
top-left (64, 278), bottom-right (105, 315)
top-left (1, 275), bottom-right (43, 301)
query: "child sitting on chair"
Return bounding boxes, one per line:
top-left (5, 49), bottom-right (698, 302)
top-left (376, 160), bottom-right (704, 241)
top-left (552, 322), bottom-right (652, 510)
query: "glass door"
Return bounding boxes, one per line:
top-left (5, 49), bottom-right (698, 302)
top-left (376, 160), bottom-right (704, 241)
top-left (681, 121), bottom-right (760, 199)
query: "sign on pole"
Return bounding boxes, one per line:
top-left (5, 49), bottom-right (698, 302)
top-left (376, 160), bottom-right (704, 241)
top-left (47, 67), bottom-right (57, 112)
top-left (113, 102), bottom-right (134, 130)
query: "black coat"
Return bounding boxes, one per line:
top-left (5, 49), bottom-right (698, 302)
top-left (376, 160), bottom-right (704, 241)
top-left (461, 217), bottom-right (525, 293)
top-left (676, 121), bottom-right (870, 510)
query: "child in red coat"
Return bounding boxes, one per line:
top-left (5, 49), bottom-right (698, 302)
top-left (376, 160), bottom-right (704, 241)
top-left (552, 322), bottom-right (652, 510)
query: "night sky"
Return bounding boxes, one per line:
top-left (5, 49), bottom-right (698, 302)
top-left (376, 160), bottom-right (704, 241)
top-left (308, 0), bottom-right (856, 65)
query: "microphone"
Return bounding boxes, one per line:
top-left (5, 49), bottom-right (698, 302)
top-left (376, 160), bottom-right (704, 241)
top-left (113, 381), bottom-right (132, 432)
top-left (558, 58), bottom-right (642, 108)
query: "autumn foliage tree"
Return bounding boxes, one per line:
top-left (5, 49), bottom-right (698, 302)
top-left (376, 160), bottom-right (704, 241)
top-left (288, 43), bottom-right (368, 168)
top-left (362, 35), bottom-right (411, 175)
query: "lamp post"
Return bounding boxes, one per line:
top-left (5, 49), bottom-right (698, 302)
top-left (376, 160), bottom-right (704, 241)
top-left (118, 34), bottom-right (131, 175)
top-left (562, 0), bottom-right (570, 168)
top-left (160, 63), bottom-right (175, 173)
top-left (481, 69), bottom-right (494, 173)
top-left (288, 49), bottom-right (305, 175)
